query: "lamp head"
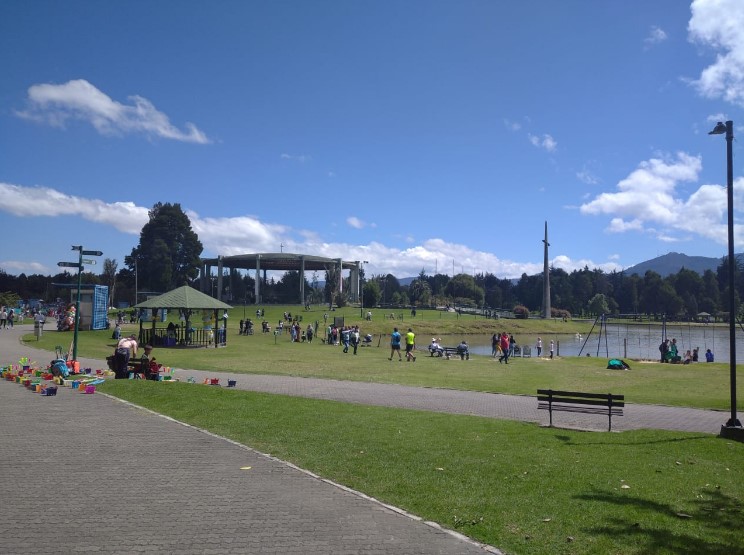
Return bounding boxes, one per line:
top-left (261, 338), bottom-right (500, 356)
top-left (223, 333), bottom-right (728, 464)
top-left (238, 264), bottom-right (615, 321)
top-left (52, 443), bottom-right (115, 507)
top-left (708, 122), bottom-right (727, 135)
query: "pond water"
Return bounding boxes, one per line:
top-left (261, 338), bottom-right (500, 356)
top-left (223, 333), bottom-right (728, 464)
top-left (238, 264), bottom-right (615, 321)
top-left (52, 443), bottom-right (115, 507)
top-left (437, 323), bottom-right (744, 362)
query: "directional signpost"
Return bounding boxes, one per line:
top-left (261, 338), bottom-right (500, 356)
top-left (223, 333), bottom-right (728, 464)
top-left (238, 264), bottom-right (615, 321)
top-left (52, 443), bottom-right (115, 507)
top-left (61, 245), bottom-right (103, 362)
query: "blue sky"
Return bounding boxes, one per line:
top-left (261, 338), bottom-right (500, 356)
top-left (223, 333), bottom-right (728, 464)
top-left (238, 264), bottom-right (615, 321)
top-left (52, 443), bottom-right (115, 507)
top-left (1, 0), bottom-right (743, 281)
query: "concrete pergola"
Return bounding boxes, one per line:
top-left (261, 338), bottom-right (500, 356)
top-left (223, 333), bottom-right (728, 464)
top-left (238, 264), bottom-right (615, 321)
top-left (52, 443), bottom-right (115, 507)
top-left (199, 252), bottom-right (362, 304)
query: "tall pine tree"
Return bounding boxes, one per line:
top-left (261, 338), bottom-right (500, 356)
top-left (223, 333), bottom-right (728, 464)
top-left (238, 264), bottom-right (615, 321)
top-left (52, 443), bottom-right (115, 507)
top-left (126, 202), bottom-right (203, 292)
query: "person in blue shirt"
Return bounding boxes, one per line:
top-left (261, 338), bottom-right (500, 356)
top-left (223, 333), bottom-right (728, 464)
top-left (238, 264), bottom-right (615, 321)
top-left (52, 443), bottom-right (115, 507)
top-left (705, 349), bottom-right (714, 362)
top-left (389, 327), bottom-right (402, 361)
top-left (341, 327), bottom-right (351, 353)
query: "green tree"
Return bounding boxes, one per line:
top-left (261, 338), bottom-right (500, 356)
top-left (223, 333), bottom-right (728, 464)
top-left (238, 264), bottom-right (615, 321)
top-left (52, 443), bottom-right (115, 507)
top-left (484, 282), bottom-right (503, 309)
top-left (515, 273), bottom-right (541, 311)
top-left (408, 278), bottom-right (432, 306)
top-left (657, 282), bottom-right (684, 317)
top-left (426, 273), bottom-right (451, 297)
top-left (362, 280), bottom-right (381, 307)
top-left (550, 268), bottom-right (574, 313)
top-left (615, 273), bottom-right (640, 314)
top-left (102, 258), bottom-right (118, 307)
top-left (700, 269), bottom-right (720, 315)
top-left (445, 274), bottom-right (484, 306)
top-left (0, 290), bottom-right (21, 308)
top-left (587, 293), bottom-right (610, 316)
top-left (126, 203), bottom-right (203, 292)
top-left (375, 274), bottom-right (400, 305)
top-left (639, 270), bottom-right (665, 315)
top-left (571, 267), bottom-right (594, 316)
top-left (324, 264), bottom-right (341, 308)
top-left (275, 271), bottom-right (309, 304)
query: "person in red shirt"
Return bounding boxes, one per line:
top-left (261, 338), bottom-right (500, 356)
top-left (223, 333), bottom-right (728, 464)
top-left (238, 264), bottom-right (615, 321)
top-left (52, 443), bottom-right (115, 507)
top-left (498, 332), bottom-right (510, 364)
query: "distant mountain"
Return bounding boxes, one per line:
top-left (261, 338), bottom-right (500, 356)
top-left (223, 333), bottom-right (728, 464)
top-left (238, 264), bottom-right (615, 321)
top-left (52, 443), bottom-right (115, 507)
top-left (623, 252), bottom-right (723, 277)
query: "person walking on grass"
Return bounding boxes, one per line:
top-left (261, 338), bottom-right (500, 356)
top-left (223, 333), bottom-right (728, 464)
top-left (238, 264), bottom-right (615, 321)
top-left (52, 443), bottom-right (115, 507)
top-left (341, 326), bottom-right (351, 353)
top-left (498, 332), bottom-right (510, 364)
top-left (405, 328), bottom-right (416, 362)
top-left (389, 327), bottom-right (402, 361)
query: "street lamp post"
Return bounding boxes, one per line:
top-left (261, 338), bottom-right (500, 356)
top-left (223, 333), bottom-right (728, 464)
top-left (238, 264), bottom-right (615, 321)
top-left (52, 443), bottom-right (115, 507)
top-left (709, 120), bottom-right (743, 438)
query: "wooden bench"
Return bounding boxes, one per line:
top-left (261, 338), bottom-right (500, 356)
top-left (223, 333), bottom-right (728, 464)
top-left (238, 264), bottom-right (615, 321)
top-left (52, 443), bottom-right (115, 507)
top-left (443, 347), bottom-right (469, 360)
top-left (537, 389), bottom-right (624, 431)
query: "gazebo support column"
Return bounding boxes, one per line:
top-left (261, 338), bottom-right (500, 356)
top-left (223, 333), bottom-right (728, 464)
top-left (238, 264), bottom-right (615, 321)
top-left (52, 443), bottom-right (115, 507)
top-left (216, 256), bottom-right (223, 300)
top-left (254, 255), bottom-right (261, 305)
top-left (300, 256), bottom-right (306, 305)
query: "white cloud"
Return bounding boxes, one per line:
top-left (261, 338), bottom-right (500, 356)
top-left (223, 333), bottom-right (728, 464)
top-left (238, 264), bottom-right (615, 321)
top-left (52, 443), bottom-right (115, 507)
top-left (580, 152), bottom-right (744, 247)
top-left (607, 218), bottom-right (644, 233)
top-left (688, 0), bottom-right (744, 106)
top-left (503, 118), bottom-right (522, 131)
top-left (0, 182), bottom-right (148, 233)
top-left (0, 260), bottom-right (49, 274)
top-left (347, 216), bottom-right (365, 229)
top-left (581, 152), bottom-right (701, 224)
top-left (528, 133), bottom-right (557, 152)
top-left (280, 153), bottom-right (312, 163)
top-left (644, 25), bottom-right (668, 47)
top-left (16, 79), bottom-right (210, 143)
top-left (0, 182), bottom-right (623, 280)
top-left (577, 169), bottom-right (600, 185)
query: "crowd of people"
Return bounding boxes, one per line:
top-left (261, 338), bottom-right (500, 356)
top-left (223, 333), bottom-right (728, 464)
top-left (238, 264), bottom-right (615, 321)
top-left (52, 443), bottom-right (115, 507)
top-left (0, 306), bottom-right (17, 328)
top-left (659, 338), bottom-right (714, 364)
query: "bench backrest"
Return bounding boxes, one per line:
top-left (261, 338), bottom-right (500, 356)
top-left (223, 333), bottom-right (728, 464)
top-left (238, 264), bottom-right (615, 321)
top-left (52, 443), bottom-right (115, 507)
top-left (537, 389), bottom-right (625, 407)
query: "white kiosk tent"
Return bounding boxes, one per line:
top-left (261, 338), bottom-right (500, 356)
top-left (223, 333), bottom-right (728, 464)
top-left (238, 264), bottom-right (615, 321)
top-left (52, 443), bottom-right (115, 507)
top-left (199, 252), bottom-right (361, 304)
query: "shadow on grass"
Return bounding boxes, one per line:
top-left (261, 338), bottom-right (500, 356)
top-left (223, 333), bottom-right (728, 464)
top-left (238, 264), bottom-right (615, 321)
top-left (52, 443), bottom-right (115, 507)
top-left (554, 433), bottom-right (714, 446)
top-left (575, 488), bottom-right (743, 554)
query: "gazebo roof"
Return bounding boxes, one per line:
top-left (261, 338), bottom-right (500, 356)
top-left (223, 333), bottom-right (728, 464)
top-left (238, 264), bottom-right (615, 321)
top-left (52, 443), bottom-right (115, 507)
top-left (133, 285), bottom-right (232, 310)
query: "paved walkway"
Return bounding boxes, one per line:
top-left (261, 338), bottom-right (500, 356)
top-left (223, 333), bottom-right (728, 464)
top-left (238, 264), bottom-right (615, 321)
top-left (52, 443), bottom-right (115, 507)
top-left (1, 324), bottom-right (496, 554)
top-left (0, 323), bottom-right (727, 554)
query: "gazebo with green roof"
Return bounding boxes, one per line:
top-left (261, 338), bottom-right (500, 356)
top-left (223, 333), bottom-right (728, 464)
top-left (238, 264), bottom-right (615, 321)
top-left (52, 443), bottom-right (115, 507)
top-left (133, 285), bottom-right (233, 348)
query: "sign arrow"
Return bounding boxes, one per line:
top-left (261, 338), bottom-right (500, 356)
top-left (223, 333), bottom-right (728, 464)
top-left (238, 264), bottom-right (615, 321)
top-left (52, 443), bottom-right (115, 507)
top-left (58, 261), bottom-right (81, 268)
top-left (82, 259), bottom-right (97, 265)
top-left (81, 250), bottom-right (103, 256)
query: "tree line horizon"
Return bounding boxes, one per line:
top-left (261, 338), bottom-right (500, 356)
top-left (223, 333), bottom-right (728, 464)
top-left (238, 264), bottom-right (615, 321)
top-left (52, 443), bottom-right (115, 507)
top-left (0, 203), bottom-right (741, 320)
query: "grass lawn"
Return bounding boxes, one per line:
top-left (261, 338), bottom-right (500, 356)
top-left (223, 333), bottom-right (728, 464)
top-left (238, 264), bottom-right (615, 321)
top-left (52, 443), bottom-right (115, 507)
top-left (25, 305), bottom-right (742, 411)
top-left (99, 380), bottom-right (744, 555)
